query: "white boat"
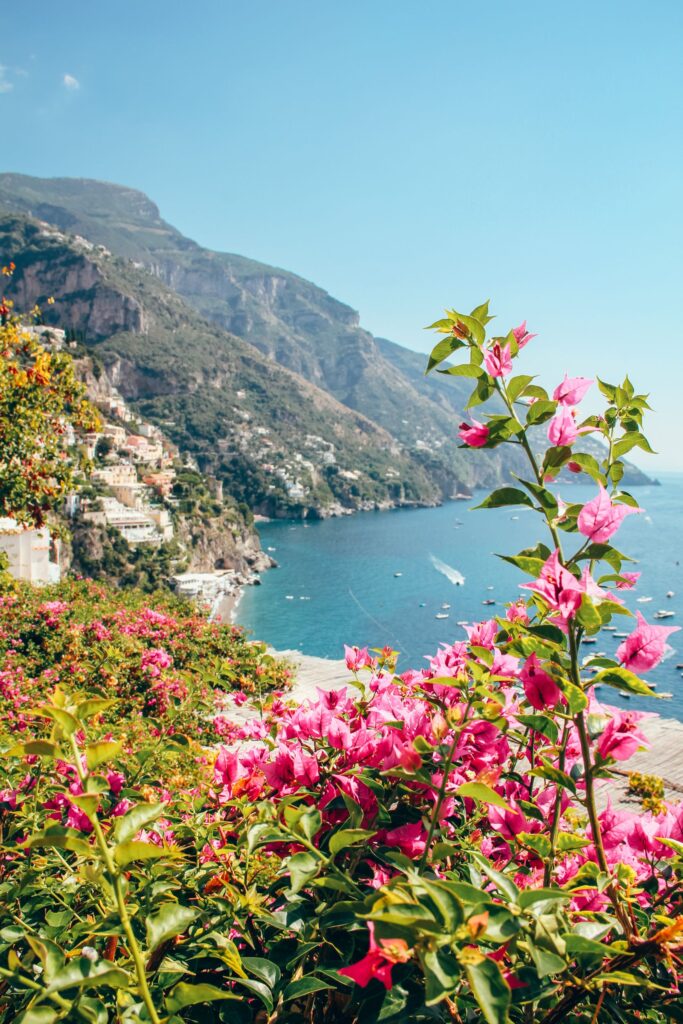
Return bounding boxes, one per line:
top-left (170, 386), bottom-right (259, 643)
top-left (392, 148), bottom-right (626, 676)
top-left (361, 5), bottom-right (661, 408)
top-left (394, 572), bottom-right (403, 577)
top-left (430, 554), bottom-right (465, 586)
top-left (667, 591), bottom-right (676, 598)
top-left (457, 620), bottom-right (469, 626)
top-left (285, 595), bottom-right (294, 600)
top-left (482, 599), bottom-right (496, 606)
top-left (603, 626), bottom-right (617, 631)
top-left (654, 609), bottom-right (675, 619)
top-left (441, 603), bottom-right (451, 610)
top-left (435, 613), bottom-right (449, 620)
top-left (582, 637), bottom-right (597, 644)
top-left (637, 596), bottom-right (653, 603)
top-left (615, 632), bottom-right (629, 638)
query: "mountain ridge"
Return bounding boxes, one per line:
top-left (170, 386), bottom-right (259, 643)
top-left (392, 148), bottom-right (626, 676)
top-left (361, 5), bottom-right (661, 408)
top-left (0, 173), bottom-right (652, 499)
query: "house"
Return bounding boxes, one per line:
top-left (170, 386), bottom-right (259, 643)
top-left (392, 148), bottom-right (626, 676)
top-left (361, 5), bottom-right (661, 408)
top-left (0, 518), bottom-right (60, 583)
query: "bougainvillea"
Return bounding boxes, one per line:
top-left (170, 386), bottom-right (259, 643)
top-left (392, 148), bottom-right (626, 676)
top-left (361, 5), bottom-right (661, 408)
top-left (0, 303), bottom-right (681, 1024)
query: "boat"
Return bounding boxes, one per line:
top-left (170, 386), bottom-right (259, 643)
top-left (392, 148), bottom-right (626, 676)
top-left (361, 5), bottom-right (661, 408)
top-left (430, 555), bottom-right (465, 586)
top-left (435, 613), bottom-right (449, 620)
top-left (457, 620), bottom-right (469, 626)
top-left (419, 602), bottom-right (426, 608)
top-left (511, 515), bottom-right (519, 520)
top-left (582, 637), bottom-right (597, 644)
top-left (454, 492), bottom-right (473, 501)
top-left (659, 692), bottom-right (674, 698)
top-left (619, 693), bottom-right (632, 700)
top-left (603, 626), bottom-right (617, 631)
top-left (267, 546), bottom-right (277, 552)
top-left (394, 572), bottom-right (403, 578)
top-left (441, 603), bottom-right (451, 610)
top-left (637, 596), bottom-right (653, 603)
top-left (482, 599), bottom-right (496, 606)
top-left (667, 591), bottom-right (675, 598)
top-left (654, 610), bottom-right (676, 619)
top-left (285, 595), bottom-right (294, 600)
top-left (615, 632), bottom-right (629, 638)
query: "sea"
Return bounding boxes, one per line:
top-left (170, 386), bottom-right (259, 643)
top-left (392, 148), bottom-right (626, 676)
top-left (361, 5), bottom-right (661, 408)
top-left (237, 473), bottom-right (683, 720)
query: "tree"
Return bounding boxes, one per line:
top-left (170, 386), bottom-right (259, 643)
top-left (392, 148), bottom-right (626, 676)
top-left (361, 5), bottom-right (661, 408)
top-left (0, 270), bottom-right (99, 527)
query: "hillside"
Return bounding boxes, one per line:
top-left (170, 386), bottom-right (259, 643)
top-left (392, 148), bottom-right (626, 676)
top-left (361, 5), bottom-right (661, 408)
top-left (0, 174), bottom-right (652, 494)
top-left (0, 174), bottom-right (534, 494)
top-left (0, 215), bottom-right (442, 519)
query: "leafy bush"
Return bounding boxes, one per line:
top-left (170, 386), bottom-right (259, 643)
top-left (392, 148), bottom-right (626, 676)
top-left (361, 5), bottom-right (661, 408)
top-left (0, 303), bottom-right (681, 1023)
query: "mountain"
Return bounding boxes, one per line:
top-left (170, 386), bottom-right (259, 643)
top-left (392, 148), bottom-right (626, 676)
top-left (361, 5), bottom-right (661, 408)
top-left (0, 174), bottom-right (652, 502)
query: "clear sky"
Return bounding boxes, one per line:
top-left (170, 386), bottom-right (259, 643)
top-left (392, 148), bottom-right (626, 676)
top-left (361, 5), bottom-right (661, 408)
top-left (3, 1), bottom-right (683, 469)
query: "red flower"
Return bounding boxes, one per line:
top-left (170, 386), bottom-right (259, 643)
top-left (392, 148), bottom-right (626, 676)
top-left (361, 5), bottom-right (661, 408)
top-left (339, 923), bottom-right (411, 990)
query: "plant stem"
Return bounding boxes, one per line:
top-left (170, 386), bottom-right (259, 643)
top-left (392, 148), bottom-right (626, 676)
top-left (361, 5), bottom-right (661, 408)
top-left (69, 736), bottom-right (162, 1024)
top-left (418, 703), bottom-right (473, 873)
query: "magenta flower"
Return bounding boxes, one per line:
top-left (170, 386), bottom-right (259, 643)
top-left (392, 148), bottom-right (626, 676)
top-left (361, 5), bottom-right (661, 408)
top-left (483, 341), bottom-right (513, 378)
top-left (547, 406), bottom-right (589, 447)
top-left (552, 374), bottom-right (593, 406)
top-left (344, 645), bottom-right (373, 672)
top-left (513, 320), bottom-right (537, 349)
top-left (520, 550), bottom-right (582, 620)
top-left (577, 485), bottom-right (642, 543)
top-left (459, 418), bottom-right (490, 447)
top-left (339, 923), bottom-right (411, 990)
top-left (616, 571), bottom-right (641, 590)
top-left (598, 710), bottom-right (649, 761)
top-left (616, 611), bottom-right (680, 672)
top-left (521, 653), bottom-right (562, 710)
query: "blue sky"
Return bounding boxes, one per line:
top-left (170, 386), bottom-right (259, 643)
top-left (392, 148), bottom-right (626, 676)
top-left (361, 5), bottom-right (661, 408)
top-left (4, 1), bottom-right (683, 468)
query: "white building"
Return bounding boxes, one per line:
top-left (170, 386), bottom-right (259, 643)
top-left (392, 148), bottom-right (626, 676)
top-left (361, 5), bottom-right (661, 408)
top-left (0, 518), bottom-right (60, 583)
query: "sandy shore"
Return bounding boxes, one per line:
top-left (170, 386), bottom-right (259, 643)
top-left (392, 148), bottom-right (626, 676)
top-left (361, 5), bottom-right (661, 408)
top-left (212, 588), bottom-right (244, 626)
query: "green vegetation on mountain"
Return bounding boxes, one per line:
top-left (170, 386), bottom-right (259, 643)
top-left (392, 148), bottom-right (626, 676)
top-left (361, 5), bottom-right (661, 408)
top-left (0, 174), bottom-right (652, 508)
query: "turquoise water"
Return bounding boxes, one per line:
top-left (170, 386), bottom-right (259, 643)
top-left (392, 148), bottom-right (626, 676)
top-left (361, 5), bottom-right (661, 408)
top-left (238, 474), bottom-right (683, 719)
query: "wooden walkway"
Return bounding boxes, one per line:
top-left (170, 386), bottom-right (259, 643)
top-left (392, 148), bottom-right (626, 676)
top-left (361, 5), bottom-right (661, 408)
top-left (265, 651), bottom-right (683, 808)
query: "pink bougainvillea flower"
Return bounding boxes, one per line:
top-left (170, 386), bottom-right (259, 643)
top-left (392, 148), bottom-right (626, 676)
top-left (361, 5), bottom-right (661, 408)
top-left (577, 485), bottom-right (642, 543)
top-left (598, 709), bottom-right (649, 761)
top-left (552, 374), bottom-right (593, 406)
top-left (459, 418), bottom-right (490, 448)
top-left (616, 571), bottom-right (641, 590)
top-left (339, 923), bottom-right (411, 990)
top-left (520, 550), bottom-right (582, 620)
top-left (484, 341), bottom-right (513, 378)
top-left (344, 645), bottom-right (373, 672)
top-left (520, 653), bottom-right (562, 710)
top-left (616, 611), bottom-right (680, 673)
top-left (547, 406), bottom-right (594, 447)
top-left (506, 601), bottom-right (530, 625)
top-left (513, 320), bottom-right (537, 349)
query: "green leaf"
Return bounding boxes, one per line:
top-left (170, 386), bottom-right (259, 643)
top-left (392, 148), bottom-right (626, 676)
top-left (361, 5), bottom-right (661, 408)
top-left (437, 362), bottom-right (484, 379)
top-left (516, 714), bottom-right (559, 744)
top-left (422, 947), bottom-right (459, 1004)
top-left (476, 487), bottom-right (535, 510)
top-left (457, 782), bottom-right (512, 811)
top-left (44, 958), bottom-right (129, 993)
top-left (146, 903), bottom-right (198, 951)
top-left (16, 1010), bottom-right (59, 1024)
top-left (565, 452), bottom-right (604, 483)
top-left (86, 740), bottom-right (123, 771)
top-left (329, 828), bottom-right (375, 857)
top-left (464, 956), bottom-right (511, 1024)
top-left (528, 943), bottom-right (566, 978)
top-left (444, 309), bottom-right (486, 344)
top-left (518, 888), bottom-right (568, 909)
top-left (591, 667), bottom-right (658, 698)
top-left (26, 826), bottom-right (91, 856)
top-left (470, 300), bottom-right (494, 325)
top-left (425, 336), bottom-right (467, 374)
top-left (286, 851), bottom-right (320, 894)
top-left (165, 982), bottom-right (239, 1012)
top-left (563, 934), bottom-right (613, 957)
top-left (114, 841), bottom-right (177, 866)
top-left (114, 802), bottom-right (164, 844)
top-left (5, 739), bottom-right (60, 758)
top-left (530, 758), bottom-right (577, 796)
top-left (577, 595), bottom-right (603, 633)
top-left (466, 377), bottom-right (496, 410)
top-left (283, 976), bottom-right (333, 1001)
top-left (526, 399), bottom-right (558, 425)
top-left (507, 374), bottom-right (535, 402)
top-left (241, 956), bottom-right (282, 989)
top-left (37, 706), bottom-right (79, 737)
top-left (75, 698), bottom-right (117, 721)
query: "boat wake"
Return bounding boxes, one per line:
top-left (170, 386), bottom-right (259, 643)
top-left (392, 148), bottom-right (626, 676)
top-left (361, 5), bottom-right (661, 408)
top-left (430, 554), bottom-right (465, 586)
